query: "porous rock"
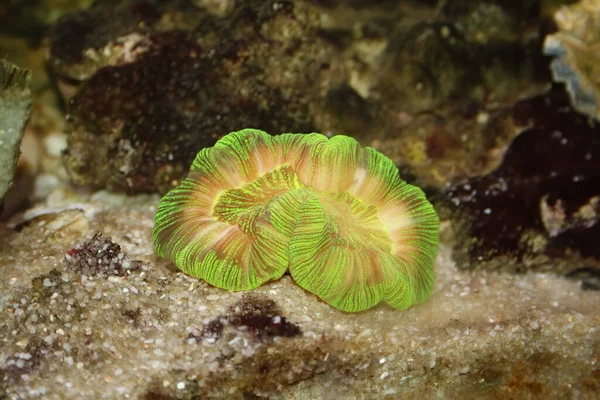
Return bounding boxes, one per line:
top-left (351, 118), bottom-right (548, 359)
top-left (50, 0), bottom-right (555, 195)
top-left (443, 90), bottom-right (600, 275)
top-left (314, 0), bottom-right (550, 189)
top-left (62, 232), bottom-right (142, 278)
top-left (49, 0), bottom-right (335, 194)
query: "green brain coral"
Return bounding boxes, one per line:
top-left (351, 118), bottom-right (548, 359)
top-left (153, 129), bottom-right (439, 312)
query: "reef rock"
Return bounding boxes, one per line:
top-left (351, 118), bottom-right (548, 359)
top-left (49, 0), bottom-right (337, 194)
top-left (444, 90), bottom-right (600, 281)
top-left (544, 0), bottom-right (600, 121)
top-left (313, 0), bottom-right (550, 189)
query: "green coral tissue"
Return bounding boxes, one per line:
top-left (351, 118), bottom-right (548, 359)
top-left (153, 129), bottom-right (439, 312)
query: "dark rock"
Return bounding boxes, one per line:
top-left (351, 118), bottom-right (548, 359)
top-left (371, 1), bottom-right (547, 117)
top-left (445, 89), bottom-right (600, 273)
top-left (195, 318), bottom-right (225, 341)
top-left (324, 85), bottom-right (377, 135)
top-left (384, 21), bottom-right (478, 110)
top-left (566, 267), bottom-right (600, 291)
top-left (49, 0), bottom-right (335, 194)
top-left (48, 0), bottom-right (197, 80)
top-left (0, 0), bottom-right (93, 42)
top-left (310, 0), bottom-right (429, 9)
top-left (305, 0), bottom-right (551, 190)
top-left (226, 295), bottom-right (302, 339)
top-left (62, 232), bottom-right (142, 277)
top-left (192, 294), bottom-right (302, 343)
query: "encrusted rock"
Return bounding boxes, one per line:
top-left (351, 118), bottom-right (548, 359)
top-left (566, 266), bottom-right (600, 290)
top-left (189, 294), bottom-right (302, 343)
top-left (49, 0), bottom-right (336, 194)
top-left (0, 0), bottom-right (93, 42)
top-left (313, 0), bottom-right (550, 189)
top-left (444, 90), bottom-right (600, 273)
top-left (48, 1), bottom-right (202, 82)
top-left (62, 232), bottom-right (142, 277)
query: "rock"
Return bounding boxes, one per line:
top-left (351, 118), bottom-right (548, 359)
top-left (50, 0), bottom-right (555, 195)
top-left (62, 232), bottom-right (142, 278)
top-left (49, 0), bottom-right (336, 194)
top-left (48, 1), bottom-right (192, 82)
top-left (566, 266), bottom-right (600, 290)
top-left (313, 0), bottom-right (550, 189)
top-left (443, 90), bottom-right (600, 273)
top-left (0, 60), bottom-right (32, 213)
top-left (0, 0), bottom-right (94, 42)
top-left (544, 0), bottom-right (600, 121)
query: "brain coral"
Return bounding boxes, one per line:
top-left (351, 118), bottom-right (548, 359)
top-left (153, 129), bottom-right (439, 312)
